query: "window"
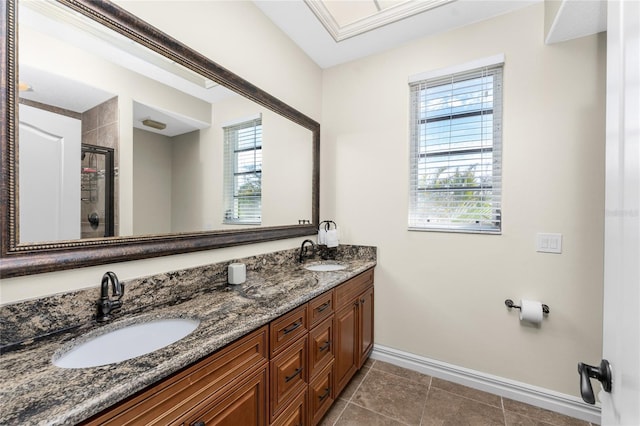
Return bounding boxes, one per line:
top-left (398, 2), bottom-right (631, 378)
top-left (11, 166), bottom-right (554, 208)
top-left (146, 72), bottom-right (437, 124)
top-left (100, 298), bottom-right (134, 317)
top-left (223, 117), bottom-right (262, 224)
top-left (408, 58), bottom-right (503, 233)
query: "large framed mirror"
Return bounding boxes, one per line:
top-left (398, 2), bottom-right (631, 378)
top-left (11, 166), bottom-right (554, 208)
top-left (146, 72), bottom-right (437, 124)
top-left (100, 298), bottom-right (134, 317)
top-left (0, 0), bottom-right (320, 278)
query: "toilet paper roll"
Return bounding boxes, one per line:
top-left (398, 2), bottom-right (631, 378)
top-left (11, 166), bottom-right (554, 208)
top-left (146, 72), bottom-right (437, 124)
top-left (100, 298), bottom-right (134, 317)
top-left (519, 299), bottom-right (543, 324)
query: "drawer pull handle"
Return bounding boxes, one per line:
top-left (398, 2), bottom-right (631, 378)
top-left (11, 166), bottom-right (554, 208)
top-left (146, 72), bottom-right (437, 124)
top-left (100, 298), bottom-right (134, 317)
top-left (316, 301), bottom-right (331, 312)
top-left (283, 321), bottom-right (302, 335)
top-left (285, 367), bottom-right (303, 382)
top-left (192, 422), bottom-right (205, 426)
top-left (319, 341), bottom-right (331, 352)
top-left (318, 387), bottom-right (331, 401)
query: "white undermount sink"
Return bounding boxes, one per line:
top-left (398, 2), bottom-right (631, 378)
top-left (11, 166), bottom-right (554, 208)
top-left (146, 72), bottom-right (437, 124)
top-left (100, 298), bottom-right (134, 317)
top-left (53, 318), bottom-right (200, 369)
top-left (305, 263), bottom-right (346, 272)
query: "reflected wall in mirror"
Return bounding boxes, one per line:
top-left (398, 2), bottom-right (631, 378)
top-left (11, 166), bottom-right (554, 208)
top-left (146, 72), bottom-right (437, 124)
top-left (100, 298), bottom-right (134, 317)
top-left (0, 0), bottom-right (320, 278)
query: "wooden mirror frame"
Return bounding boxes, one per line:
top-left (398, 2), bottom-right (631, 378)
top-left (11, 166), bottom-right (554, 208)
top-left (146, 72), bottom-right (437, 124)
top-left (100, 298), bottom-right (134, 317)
top-left (0, 0), bottom-right (320, 278)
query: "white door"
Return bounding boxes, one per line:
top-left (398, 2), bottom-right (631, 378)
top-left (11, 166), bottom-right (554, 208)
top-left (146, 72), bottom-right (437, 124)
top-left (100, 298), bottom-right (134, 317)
top-left (18, 104), bottom-right (81, 243)
top-left (598, 1), bottom-right (640, 425)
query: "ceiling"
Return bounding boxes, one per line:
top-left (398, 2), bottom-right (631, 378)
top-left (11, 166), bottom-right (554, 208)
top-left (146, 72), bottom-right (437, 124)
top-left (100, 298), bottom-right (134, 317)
top-left (254, 0), bottom-right (539, 68)
top-left (254, 0), bottom-right (607, 69)
top-left (19, 0), bottom-right (607, 128)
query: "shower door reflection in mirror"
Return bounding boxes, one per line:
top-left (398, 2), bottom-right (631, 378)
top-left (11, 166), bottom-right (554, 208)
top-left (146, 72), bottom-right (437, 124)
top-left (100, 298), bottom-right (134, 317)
top-left (81, 144), bottom-right (115, 239)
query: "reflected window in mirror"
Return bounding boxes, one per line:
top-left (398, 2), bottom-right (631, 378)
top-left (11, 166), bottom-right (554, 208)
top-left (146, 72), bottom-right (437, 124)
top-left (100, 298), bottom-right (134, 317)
top-left (223, 116), bottom-right (263, 225)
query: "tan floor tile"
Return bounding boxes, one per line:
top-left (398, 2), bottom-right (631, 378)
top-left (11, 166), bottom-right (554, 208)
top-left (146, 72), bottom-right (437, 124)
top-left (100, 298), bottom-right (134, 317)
top-left (421, 387), bottom-right (505, 426)
top-left (336, 403), bottom-right (406, 426)
top-left (338, 366), bottom-right (371, 400)
top-left (431, 377), bottom-right (502, 408)
top-left (505, 410), bottom-right (556, 426)
top-left (319, 398), bottom-right (348, 426)
top-left (362, 356), bottom-right (376, 369)
top-left (503, 398), bottom-right (591, 426)
top-left (352, 368), bottom-right (429, 425)
top-left (372, 360), bottom-right (432, 386)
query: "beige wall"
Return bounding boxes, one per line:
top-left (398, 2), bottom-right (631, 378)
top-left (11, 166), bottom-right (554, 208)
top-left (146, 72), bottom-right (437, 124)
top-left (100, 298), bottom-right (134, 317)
top-left (3, 0), bottom-right (605, 403)
top-left (321, 3), bottom-right (606, 397)
top-left (115, 0), bottom-right (323, 120)
top-left (1, 1), bottom-right (322, 303)
top-left (132, 128), bottom-right (173, 235)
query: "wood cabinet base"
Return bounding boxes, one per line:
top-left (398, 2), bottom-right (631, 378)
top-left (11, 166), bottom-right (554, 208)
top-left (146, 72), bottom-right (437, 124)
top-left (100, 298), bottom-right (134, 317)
top-left (80, 268), bottom-right (374, 426)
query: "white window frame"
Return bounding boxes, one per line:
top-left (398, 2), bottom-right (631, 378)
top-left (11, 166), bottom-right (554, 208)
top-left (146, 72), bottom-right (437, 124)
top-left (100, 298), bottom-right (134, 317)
top-left (223, 116), bottom-right (262, 225)
top-left (408, 55), bottom-right (504, 234)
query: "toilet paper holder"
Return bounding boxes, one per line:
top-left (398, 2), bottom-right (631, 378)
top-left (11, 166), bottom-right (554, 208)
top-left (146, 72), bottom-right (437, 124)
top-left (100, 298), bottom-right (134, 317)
top-left (505, 299), bottom-right (550, 314)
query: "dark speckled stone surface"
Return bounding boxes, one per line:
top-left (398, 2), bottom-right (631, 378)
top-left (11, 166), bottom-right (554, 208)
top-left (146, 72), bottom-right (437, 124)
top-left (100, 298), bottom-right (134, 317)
top-left (0, 245), bottom-right (376, 425)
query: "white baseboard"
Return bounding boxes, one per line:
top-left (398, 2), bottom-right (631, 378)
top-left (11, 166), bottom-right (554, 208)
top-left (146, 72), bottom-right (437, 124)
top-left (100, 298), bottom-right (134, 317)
top-left (371, 344), bottom-right (601, 425)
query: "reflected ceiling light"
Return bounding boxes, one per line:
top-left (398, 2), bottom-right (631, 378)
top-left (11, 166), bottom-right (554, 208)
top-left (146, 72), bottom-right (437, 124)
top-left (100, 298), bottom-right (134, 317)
top-left (142, 118), bottom-right (167, 130)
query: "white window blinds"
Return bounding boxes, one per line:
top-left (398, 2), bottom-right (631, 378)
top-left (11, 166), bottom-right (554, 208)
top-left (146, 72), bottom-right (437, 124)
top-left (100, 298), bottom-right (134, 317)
top-left (409, 62), bottom-right (503, 233)
top-left (223, 117), bottom-right (262, 224)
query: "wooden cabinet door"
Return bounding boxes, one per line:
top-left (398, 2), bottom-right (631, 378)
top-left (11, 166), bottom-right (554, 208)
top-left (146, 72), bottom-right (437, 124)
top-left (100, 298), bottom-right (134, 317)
top-left (334, 301), bottom-right (358, 397)
top-left (270, 389), bottom-right (307, 426)
top-left (308, 361), bottom-right (334, 426)
top-left (358, 287), bottom-right (374, 368)
top-left (308, 316), bottom-right (334, 380)
top-left (270, 336), bottom-right (307, 422)
top-left (81, 326), bottom-right (268, 426)
top-left (183, 364), bottom-right (268, 426)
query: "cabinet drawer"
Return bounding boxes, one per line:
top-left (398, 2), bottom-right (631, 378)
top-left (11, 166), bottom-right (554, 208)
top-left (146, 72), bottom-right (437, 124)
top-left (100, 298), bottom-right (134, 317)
top-left (308, 316), bottom-right (334, 380)
top-left (270, 336), bottom-right (308, 422)
top-left (270, 305), bottom-right (308, 356)
top-left (308, 290), bottom-right (334, 328)
top-left (82, 326), bottom-right (268, 426)
top-left (308, 361), bottom-right (334, 426)
top-left (335, 269), bottom-right (374, 309)
top-left (270, 388), bottom-right (307, 426)
top-left (182, 363), bottom-right (268, 426)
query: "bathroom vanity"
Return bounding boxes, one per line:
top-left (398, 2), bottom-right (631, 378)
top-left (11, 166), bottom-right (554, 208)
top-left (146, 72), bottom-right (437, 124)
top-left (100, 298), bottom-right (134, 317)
top-left (81, 269), bottom-right (374, 425)
top-left (0, 246), bottom-right (376, 425)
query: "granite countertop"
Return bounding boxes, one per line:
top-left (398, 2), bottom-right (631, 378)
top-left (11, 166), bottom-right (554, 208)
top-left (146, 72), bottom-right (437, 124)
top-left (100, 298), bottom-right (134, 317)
top-left (0, 249), bottom-right (376, 425)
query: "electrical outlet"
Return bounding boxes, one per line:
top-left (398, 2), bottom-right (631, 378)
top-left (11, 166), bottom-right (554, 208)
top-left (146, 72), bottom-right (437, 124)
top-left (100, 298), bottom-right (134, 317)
top-left (536, 233), bottom-right (562, 253)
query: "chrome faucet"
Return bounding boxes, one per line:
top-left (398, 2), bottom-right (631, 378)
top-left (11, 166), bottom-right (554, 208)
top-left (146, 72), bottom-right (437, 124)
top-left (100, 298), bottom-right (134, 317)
top-left (298, 239), bottom-right (317, 263)
top-left (96, 271), bottom-right (124, 322)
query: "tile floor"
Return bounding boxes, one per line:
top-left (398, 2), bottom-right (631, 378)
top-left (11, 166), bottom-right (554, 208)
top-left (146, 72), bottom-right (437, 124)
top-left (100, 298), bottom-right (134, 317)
top-left (320, 359), bottom-right (595, 426)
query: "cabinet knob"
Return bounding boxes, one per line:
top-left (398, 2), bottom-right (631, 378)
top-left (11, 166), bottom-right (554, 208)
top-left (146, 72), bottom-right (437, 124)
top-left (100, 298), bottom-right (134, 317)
top-left (192, 421), bottom-right (205, 426)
